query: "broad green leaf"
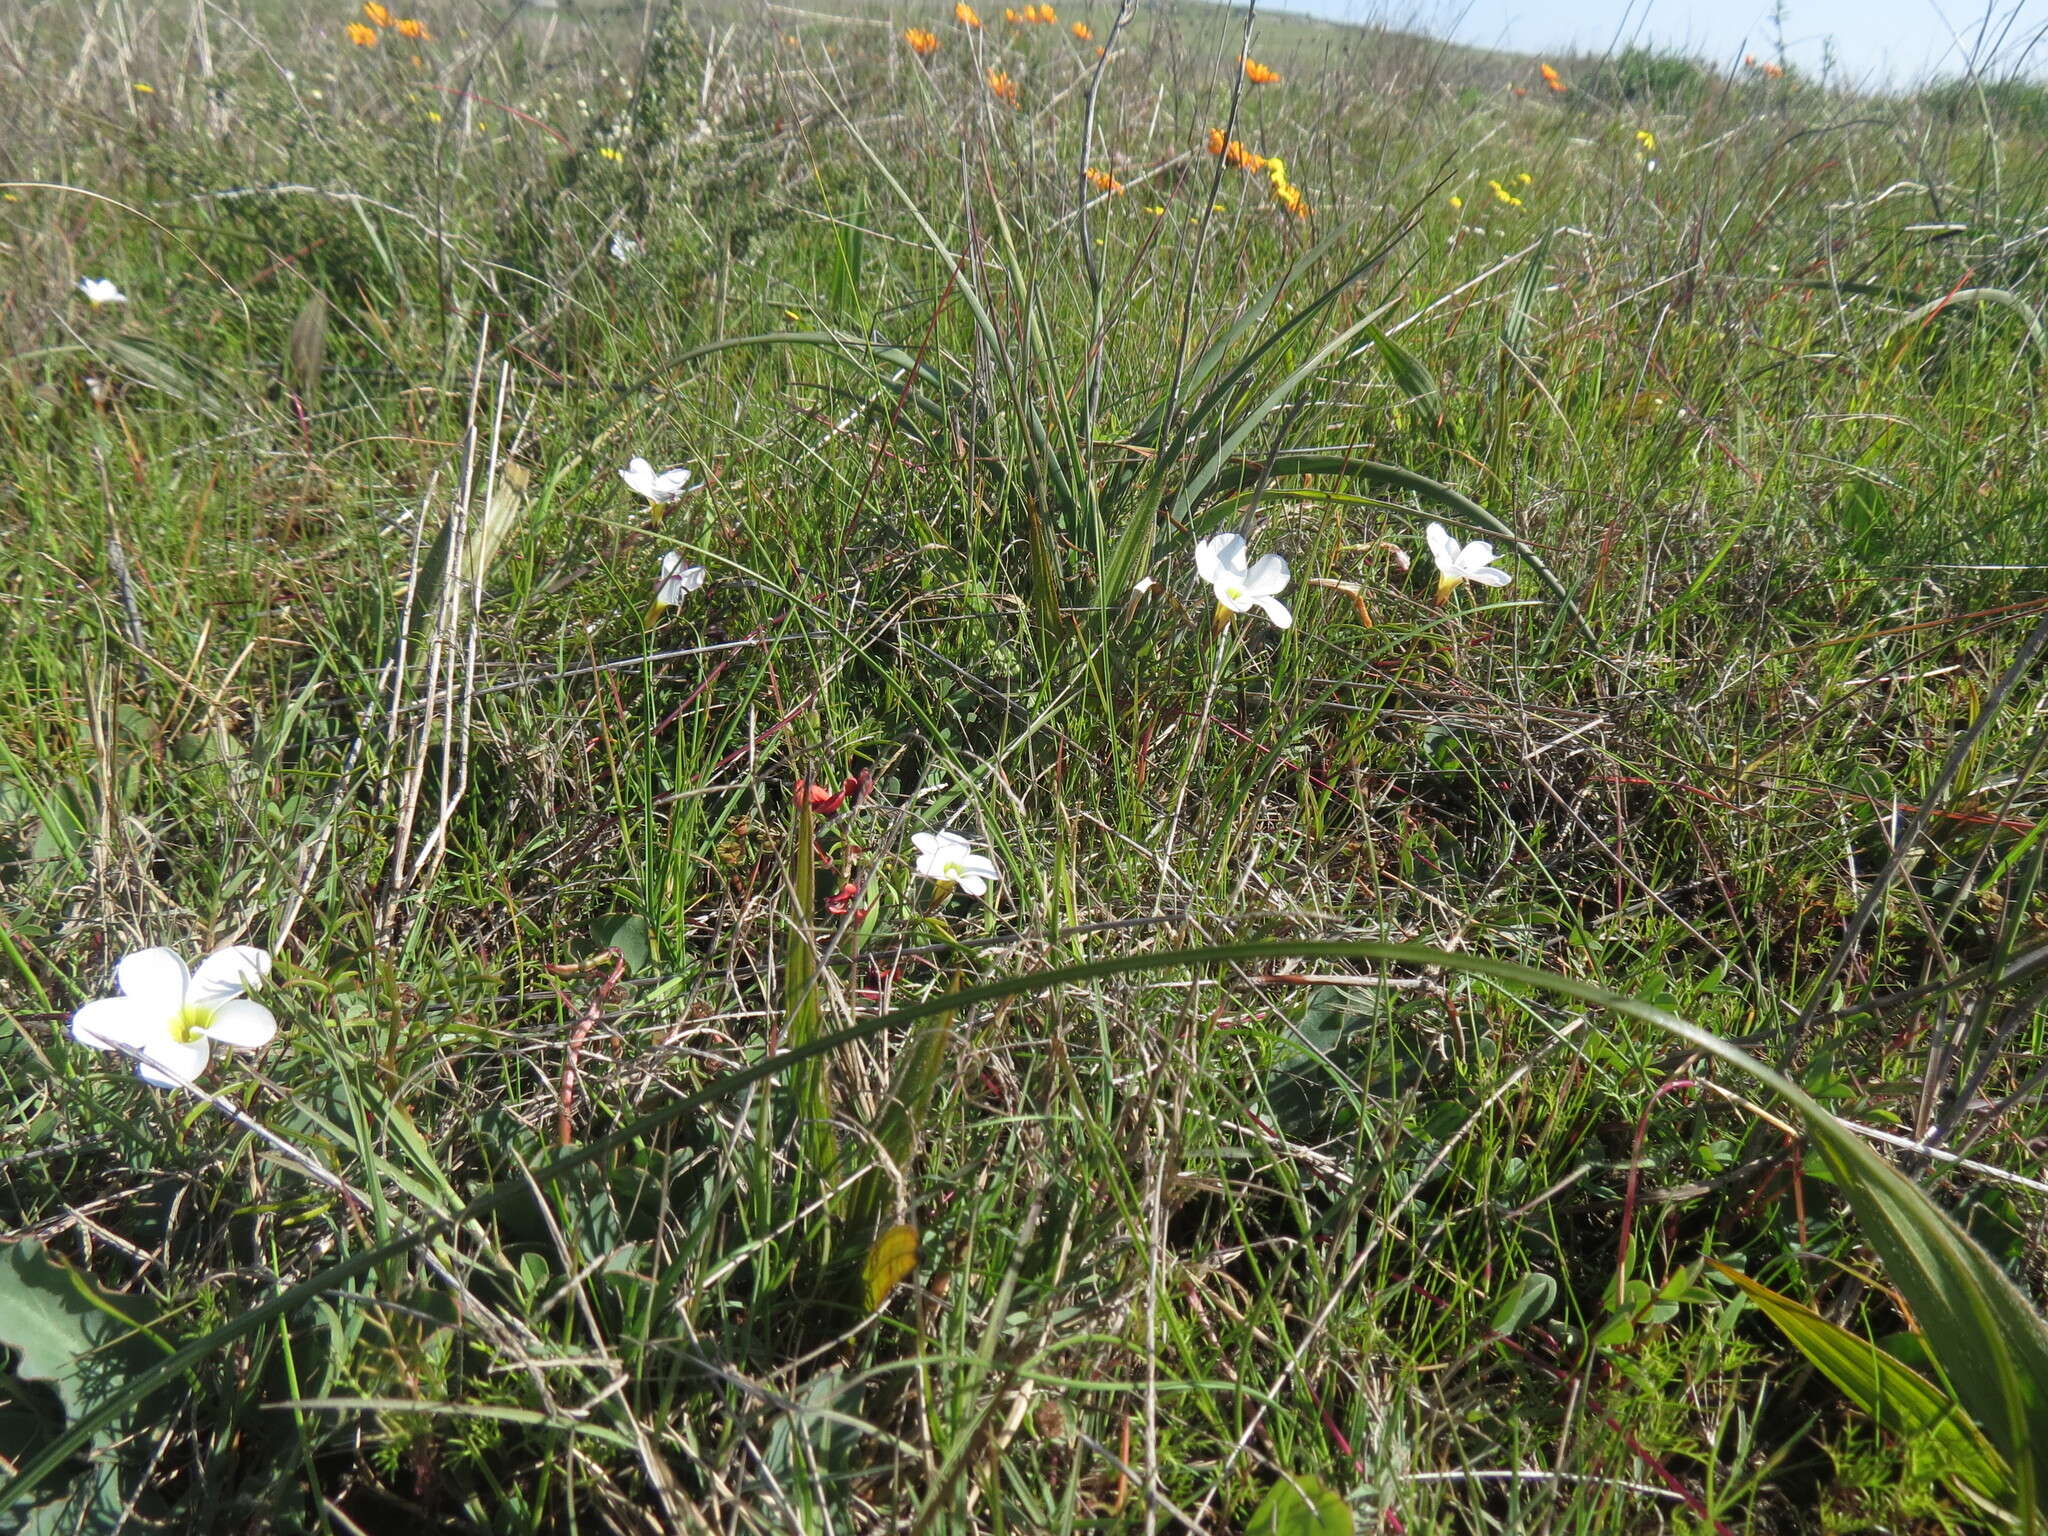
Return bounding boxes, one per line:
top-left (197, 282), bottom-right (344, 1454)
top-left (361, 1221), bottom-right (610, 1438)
top-left (1248, 1472), bottom-right (1352, 1536)
top-left (0, 1242), bottom-right (160, 1425)
top-left (1489, 1271), bottom-right (1557, 1337)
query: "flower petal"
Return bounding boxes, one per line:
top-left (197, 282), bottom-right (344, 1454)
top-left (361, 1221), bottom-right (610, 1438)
top-left (911, 832), bottom-right (941, 856)
top-left (70, 997), bottom-right (159, 1053)
top-left (135, 1038), bottom-right (211, 1090)
top-left (1467, 565), bottom-right (1514, 586)
top-left (1460, 541), bottom-right (1497, 569)
top-left (1195, 532), bottom-right (1245, 584)
top-left (1425, 522), bottom-right (1459, 570)
top-left (190, 945), bottom-right (271, 1006)
top-left (955, 872), bottom-right (986, 897)
top-left (958, 854), bottom-right (1001, 885)
top-left (1251, 595), bottom-right (1293, 630)
top-left (660, 550), bottom-right (683, 578)
top-left (620, 458), bottom-right (655, 497)
top-left (198, 998), bottom-right (277, 1050)
top-left (116, 948), bottom-right (189, 1008)
top-left (1244, 552), bottom-right (1290, 596)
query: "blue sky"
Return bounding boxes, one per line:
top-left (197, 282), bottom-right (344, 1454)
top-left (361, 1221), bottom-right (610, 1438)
top-left (1270, 0), bottom-right (2047, 85)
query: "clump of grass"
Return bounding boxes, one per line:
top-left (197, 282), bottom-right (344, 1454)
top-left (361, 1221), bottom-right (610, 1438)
top-left (3, 0), bottom-right (2048, 1530)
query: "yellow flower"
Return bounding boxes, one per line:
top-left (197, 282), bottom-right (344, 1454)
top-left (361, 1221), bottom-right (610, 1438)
top-left (1242, 56), bottom-right (1281, 84)
top-left (904, 26), bottom-right (939, 55)
top-left (345, 22), bottom-right (378, 46)
top-left (1071, 21), bottom-right (1092, 39)
top-left (132, 81), bottom-right (155, 92)
top-left (362, 1), bottom-right (394, 25)
top-left (425, 109), bottom-right (442, 121)
top-left (396, 17), bottom-right (430, 39)
top-left (955, 1), bottom-right (981, 25)
top-left (1145, 204), bottom-right (1164, 215)
top-left (986, 67), bottom-right (1018, 105)
top-left (1516, 171), bottom-right (1531, 185)
top-left (598, 145), bottom-right (624, 162)
top-left (1636, 129), bottom-right (1656, 151)
top-left (1487, 178), bottom-right (1522, 207)
top-left (1448, 194), bottom-right (1462, 208)
top-left (1085, 167), bottom-right (1124, 194)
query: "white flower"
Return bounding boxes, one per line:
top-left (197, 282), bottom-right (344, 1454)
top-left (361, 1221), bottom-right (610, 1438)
top-left (1131, 576), bottom-right (1158, 595)
top-left (1425, 521), bottom-right (1513, 603)
top-left (654, 550), bottom-right (706, 606)
top-left (911, 830), bottom-right (1000, 897)
top-left (619, 457), bottom-right (694, 504)
top-left (610, 232), bottom-right (641, 263)
top-left (77, 278), bottom-right (127, 306)
top-left (69, 945), bottom-right (278, 1088)
top-left (1194, 532), bottom-right (1292, 629)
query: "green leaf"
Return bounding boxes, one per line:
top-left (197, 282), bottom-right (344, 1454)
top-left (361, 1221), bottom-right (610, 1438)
top-left (590, 914), bottom-right (651, 974)
top-left (1489, 1271), bottom-right (1557, 1337)
top-left (0, 1242), bottom-right (161, 1426)
top-left (1715, 1264), bottom-right (2012, 1506)
top-left (1248, 1473), bottom-right (1352, 1536)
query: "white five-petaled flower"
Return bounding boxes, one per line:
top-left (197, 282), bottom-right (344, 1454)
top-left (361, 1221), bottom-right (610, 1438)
top-left (77, 277), bottom-right (127, 306)
top-left (69, 945), bottom-right (278, 1089)
top-left (1194, 531), bottom-right (1292, 630)
top-left (654, 550), bottom-right (706, 607)
top-left (911, 830), bottom-right (1001, 898)
top-left (1425, 521), bottom-right (1513, 604)
top-left (619, 457), bottom-right (694, 504)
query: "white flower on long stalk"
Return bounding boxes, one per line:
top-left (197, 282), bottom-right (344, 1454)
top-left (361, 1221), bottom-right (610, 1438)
top-left (1425, 522), bottom-right (1513, 604)
top-left (1194, 531), bottom-right (1292, 629)
top-left (619, 457), bottom-right (694, 505)
top-left (77, 277), bottom-right (127, 306)
top-left (69, 946), bottom-right (277, 1088)
top-left (911, 830), bottom-right (1000, 898)
top-left (654, 550), bottom-right (706, 606)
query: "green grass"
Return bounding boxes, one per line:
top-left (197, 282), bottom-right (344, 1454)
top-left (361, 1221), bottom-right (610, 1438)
top-left (4, 0), bottom-right (2048, 1529)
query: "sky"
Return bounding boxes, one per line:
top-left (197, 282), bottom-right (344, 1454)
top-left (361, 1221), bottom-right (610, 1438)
top-left (1271, 0), bottom-right (2048, 85)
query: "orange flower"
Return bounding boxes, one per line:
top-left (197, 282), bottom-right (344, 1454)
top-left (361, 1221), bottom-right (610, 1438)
top-left (1085, 166), bottom-right (1124, 194)
top-left (1242, 56), bottom-right (1281, 84)
top-left (1038, 2), bottom-right (1056, 18)
top-left (1275, 184), bottom-right (1309, 218)
top-left (362, 2), bottom-right (393, 25)
top-left (1004, 7), bottom-right (1020, 19)
top-left (1070, 20), bottom-right (1092, 39)
top-left (1761, 60), bottom-right (1785, 77)
top-left (396, 17), bottom-right (430, 39)
top-left (345, 22), bottom-right (378, 45)
top-left (904, 26), bottom-right (938, 55)
top-left (1539, 62), bottom-right (1567, 93)
top-left (1207, 127), bottom-right (1227, 156)
top-left (1222, 139), bottom-right (1265, 171)
top-left (955, 1), bottom-right (981, 26)
top-left (986, 67), bottom-right (1018, 105)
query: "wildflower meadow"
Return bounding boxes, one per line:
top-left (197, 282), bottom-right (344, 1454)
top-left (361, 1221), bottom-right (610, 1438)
top-left (5, 0), bottom-right (2048, 1529)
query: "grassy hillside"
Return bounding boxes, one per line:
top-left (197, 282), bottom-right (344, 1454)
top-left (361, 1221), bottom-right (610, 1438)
top-left (4, 0), bottom-right (2048, 1530)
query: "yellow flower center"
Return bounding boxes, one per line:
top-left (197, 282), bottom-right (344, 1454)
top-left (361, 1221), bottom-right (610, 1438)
top-left (1219, 581), bottom-right (1244, 604)
top-left (169, 1004), bottom-right (215, 1044)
